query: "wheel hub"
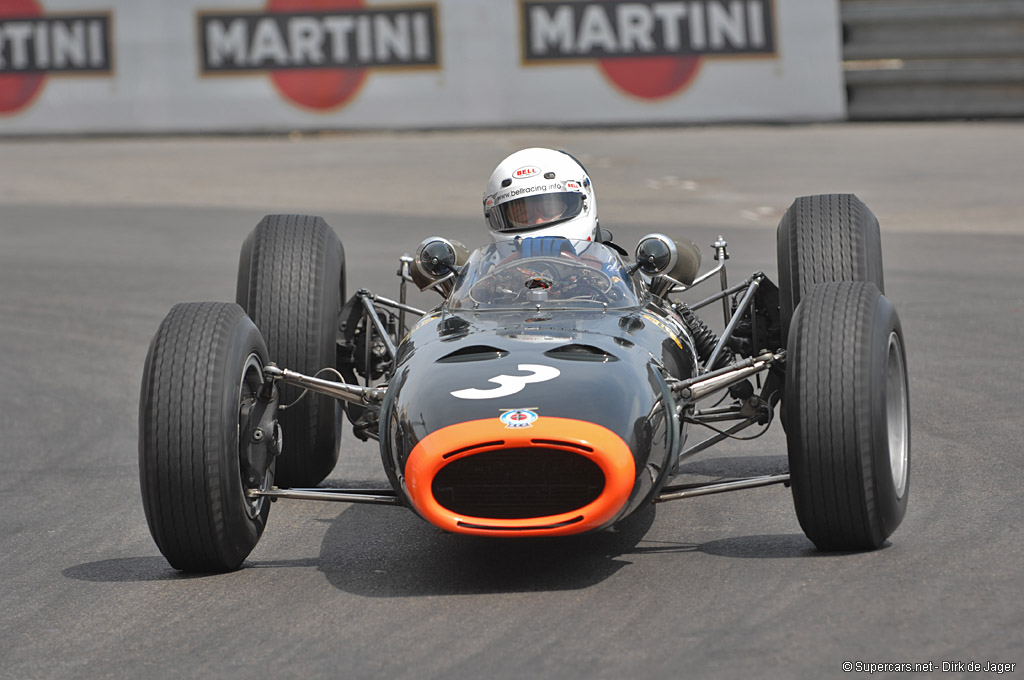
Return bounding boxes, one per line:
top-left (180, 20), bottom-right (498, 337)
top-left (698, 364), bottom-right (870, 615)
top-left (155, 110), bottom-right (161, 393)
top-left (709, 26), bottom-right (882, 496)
top-left (886, 332), bottom-right (909, 499)
top-left (237, 354), bottom-right (280, 518)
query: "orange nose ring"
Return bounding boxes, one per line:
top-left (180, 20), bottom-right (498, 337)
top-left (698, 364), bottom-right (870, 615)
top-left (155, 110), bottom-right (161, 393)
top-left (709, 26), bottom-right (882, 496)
top-left (405, 416), bottom-right (636, 537)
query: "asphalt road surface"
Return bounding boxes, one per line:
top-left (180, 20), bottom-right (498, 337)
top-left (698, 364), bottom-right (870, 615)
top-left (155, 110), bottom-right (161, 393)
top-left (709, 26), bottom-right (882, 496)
top-left (1, 123), bottom-right (1022, 679)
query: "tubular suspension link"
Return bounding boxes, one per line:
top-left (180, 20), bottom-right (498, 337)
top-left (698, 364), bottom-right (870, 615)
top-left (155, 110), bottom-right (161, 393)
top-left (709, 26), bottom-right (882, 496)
top-left (669, 350), bottom-right (783, 404)
top-left (263, 364), bottom-right (386, 406)
top-left (704, 274), bottom-right (763, 372)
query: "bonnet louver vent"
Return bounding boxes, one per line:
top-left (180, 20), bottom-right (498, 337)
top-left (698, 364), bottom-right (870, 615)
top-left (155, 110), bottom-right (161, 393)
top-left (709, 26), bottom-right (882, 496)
top-left (543, 344), bottom-right (618, 362)
top-left (437, 346), bottom-right (509, 363)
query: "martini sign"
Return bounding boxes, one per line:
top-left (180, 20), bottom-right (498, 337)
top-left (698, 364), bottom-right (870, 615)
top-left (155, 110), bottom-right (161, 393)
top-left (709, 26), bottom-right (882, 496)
top-left (198, 0), bottom-right (440, 111)
top-left (522, 0), bottom-right (776, 99)
top-left (0, 0), bottom-right (113, 115)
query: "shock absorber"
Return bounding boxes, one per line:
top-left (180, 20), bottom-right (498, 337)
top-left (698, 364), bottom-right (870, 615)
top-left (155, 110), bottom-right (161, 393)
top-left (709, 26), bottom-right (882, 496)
top-left (676, 304), bottom-right (730, 371)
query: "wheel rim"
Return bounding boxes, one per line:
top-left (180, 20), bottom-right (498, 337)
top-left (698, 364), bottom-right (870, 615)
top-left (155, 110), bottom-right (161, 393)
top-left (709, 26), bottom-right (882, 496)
top-left (885, 332), bottom-right (909, 498)
top-left (238, 353), bottom-right (271, 519)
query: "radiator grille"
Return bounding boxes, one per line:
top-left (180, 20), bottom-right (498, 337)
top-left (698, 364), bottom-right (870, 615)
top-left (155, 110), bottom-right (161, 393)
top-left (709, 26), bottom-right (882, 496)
top-left (431, 447), bottom-right (605, 520)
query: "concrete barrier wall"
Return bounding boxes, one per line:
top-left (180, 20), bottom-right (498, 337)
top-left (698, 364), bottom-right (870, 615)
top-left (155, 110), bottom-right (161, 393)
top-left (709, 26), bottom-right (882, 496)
top-left (842, 0), bottom-right (1024, 119)
top-left (0, 0), bottom-right (845, 134)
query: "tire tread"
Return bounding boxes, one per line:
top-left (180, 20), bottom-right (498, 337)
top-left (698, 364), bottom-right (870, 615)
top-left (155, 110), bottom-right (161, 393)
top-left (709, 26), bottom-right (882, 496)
top-left (240, 215), bottom-right (343, 486)
top-left (139, 302), bottom-right (266, 571)
top-left (788, 282), bottom-right (889, 550)
top-left (778, 194), bottom-right (884, 341)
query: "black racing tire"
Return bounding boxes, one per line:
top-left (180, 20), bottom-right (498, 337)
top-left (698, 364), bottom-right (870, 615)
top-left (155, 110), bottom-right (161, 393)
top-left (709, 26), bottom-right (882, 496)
top-left (777, 194), bottom-right (885, 343)
top-left (237, 214), bottom-right (345, 487)
top-left (784, 282), bottom-right (910, 551)
top-left (139, 302), bottom-right (272, 572)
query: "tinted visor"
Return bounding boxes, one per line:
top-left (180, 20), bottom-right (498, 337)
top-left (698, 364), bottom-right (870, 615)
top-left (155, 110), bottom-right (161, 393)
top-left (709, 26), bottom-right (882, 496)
top-left (488, 192), bottom-right (584, 232)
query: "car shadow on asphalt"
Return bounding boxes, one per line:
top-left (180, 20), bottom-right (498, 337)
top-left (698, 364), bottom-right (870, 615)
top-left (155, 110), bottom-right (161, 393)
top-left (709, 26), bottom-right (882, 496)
top-left (313, 501), bottom-right (660, 596)
top-left (674, 454), bottom-right (789, 479)
top-left (60, 453), bottom-right (837, 586)
top-left (59, 530), bottom-right (846, 585)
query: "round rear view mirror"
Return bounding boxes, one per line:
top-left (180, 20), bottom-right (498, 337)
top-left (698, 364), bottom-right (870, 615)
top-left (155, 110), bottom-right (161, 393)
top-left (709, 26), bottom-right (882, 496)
top-left (417, 238), bottom-right (457, 277)
top-left (635, 234), bottom-right (702, 286)
top-left (635, 234), bottom-right (677, 276)
top-left (412, 237), bottom-right (469, 291)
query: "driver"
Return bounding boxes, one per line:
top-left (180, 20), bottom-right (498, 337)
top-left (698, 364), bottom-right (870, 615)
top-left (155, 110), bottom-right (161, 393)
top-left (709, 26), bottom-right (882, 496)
top-left (483, 148), bottom-right (600, 243)
top-left (413, 148), bottom-right (632, 305)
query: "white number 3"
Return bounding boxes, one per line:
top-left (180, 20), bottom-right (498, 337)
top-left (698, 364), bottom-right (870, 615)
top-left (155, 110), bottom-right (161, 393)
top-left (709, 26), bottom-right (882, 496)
top-left (450, 364), bottom-right (560, 400)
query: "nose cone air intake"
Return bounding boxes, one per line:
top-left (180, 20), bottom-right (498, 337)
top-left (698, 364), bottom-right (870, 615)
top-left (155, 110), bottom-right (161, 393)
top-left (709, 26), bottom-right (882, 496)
top-left (405, 417), bottom-right (636, 536)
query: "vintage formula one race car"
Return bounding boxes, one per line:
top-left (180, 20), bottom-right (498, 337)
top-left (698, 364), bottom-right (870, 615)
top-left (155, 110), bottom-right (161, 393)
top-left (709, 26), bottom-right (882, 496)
top-left (138, 194), bottom-right (910, 572)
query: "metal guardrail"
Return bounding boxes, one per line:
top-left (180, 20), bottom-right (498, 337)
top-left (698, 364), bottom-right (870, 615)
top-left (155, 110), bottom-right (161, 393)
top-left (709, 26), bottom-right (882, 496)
top-left (842, 0), bottom-right (1024, 119)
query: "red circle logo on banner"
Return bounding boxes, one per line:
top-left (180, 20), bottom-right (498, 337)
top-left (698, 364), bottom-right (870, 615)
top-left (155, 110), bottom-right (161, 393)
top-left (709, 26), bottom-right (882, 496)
top-left (266, 0), bottom-right (369, 111)
top-left (598, 56), bottom-right (702, 100)
top-left (0, 0), bottom-right (46, 115)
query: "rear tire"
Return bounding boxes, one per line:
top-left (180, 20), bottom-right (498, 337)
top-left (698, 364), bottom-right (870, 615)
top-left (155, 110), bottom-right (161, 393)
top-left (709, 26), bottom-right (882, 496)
top-left (237, 214), bottom-right (345, 487)
top-left (777, 194), bottom-right (884, 342)
top-left (784, 282), bottom-right (910, 551)
top-left (139, 302), bottom-right (272, 572)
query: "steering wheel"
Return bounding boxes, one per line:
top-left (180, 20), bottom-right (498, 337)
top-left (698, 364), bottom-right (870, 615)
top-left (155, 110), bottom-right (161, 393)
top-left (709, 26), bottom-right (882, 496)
top-left (468, 256), bottom-right (614, 305)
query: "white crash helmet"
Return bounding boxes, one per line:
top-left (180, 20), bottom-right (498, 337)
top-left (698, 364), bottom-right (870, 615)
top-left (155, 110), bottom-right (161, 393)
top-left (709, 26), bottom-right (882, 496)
top-left (483, 148), bottom-right (598, 242)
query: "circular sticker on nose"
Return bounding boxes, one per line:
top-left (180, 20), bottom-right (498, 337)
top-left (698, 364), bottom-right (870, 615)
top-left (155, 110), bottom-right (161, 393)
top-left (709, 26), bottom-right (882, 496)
top-left (500, 409), bottom-right (539, 429)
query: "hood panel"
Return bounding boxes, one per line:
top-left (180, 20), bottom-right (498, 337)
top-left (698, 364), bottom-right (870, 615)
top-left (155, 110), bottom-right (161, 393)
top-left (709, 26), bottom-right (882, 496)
top-left (381, 307), bottom-right (695, 534)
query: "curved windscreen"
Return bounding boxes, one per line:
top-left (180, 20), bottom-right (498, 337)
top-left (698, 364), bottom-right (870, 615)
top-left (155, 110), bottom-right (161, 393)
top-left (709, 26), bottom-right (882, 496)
top-left (447, 238), bottom-right (642, 310)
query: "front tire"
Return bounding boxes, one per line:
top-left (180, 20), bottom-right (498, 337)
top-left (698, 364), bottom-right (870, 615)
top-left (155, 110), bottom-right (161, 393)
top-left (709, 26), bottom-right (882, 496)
top-left (784, 282), bottom-right (910, 551)
top-left (139, 302), bottom-right (273, 572)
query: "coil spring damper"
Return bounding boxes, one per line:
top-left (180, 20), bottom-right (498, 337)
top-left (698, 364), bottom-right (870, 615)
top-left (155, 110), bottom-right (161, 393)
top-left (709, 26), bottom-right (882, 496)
top-left (677, 305), bottom-right (730, 371)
